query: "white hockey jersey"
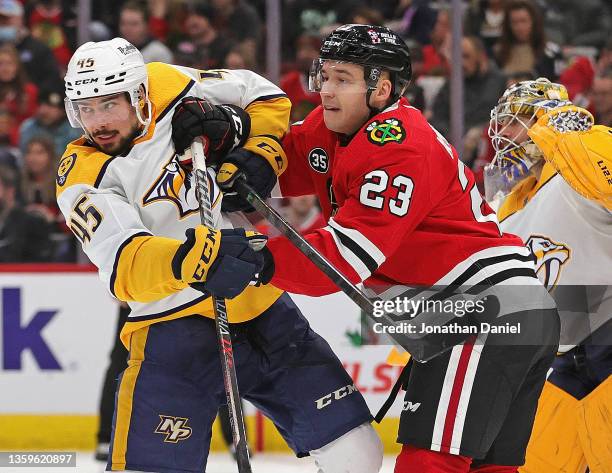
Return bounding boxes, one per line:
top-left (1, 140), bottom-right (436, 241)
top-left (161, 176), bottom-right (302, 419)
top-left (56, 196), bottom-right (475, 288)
top-left (499, 163), bottom-right (612, 351)
top-left (56, 63), bottom-right (289, 346)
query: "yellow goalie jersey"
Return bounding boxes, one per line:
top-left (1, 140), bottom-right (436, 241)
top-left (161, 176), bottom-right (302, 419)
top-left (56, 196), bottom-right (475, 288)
top-left (498, 124), bottom-right (612, 352)
top-left (56, 63), bottom-right (289, 346)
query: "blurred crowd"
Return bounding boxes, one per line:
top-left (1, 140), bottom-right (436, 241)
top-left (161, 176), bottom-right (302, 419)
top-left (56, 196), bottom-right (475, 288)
top-left (0, 0), bottom-right (610, 263)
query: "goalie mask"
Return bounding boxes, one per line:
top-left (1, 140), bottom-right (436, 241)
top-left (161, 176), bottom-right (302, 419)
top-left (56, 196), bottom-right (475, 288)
top-left (64, 38), bottom-right (151, 142)
top-left (309, 24), bottom-right (412, 111)
top-left (485, 78), bottom-right (570, 204)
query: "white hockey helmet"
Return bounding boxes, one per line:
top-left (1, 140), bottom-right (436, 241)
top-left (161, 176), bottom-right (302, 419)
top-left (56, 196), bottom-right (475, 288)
top-left (64, 37), bottom-right (151, 138)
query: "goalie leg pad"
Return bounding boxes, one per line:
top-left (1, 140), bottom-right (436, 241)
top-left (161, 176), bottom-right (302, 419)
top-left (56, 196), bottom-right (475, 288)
top-left (577, 374), bottom-right (612, 473)
top-left (519, 381), bottom-right (587, 473)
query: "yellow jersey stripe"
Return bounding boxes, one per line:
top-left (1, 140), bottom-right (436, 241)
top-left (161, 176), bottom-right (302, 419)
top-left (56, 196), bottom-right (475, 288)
top-left (111, 326), bottom-right (149, 470)
top-left (120, 284), bottom-right (284, 347)
top-left (498, 163), bottom-right (558, 223)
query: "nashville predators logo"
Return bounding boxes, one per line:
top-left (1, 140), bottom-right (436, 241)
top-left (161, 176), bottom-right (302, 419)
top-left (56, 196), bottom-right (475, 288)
top-left (154, 415), bottom-right (192, 443)
top-left (142, 155), bottom-right (213, 219)
top-left (526, 235), bottom-right (571, 290)
top-left (365, 118), bottom-right (406, 146)
top-left (57, 153), bottom-right (76, 186)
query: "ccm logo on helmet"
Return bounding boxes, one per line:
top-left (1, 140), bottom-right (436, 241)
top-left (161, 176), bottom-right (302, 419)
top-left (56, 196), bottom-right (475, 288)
top-left (74, 78), bottom-right (99, 85)
top-left (315, 384), bottom-right (358, 409)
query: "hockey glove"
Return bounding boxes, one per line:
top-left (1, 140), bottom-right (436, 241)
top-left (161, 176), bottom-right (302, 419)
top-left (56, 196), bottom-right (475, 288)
top-left (171, 96), bottom-right (251, 161)
top-left (217, 149), bottom-right (277, 212)
top-left (171, 226), bottom-right (267, 299)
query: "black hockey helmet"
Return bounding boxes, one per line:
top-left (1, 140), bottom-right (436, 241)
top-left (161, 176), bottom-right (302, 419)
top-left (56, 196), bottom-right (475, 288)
top-left (311, 24), bottom-right (412, 105)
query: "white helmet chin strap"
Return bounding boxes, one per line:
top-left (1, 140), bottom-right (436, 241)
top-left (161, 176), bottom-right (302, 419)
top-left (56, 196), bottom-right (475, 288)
top-left (134, 97), bottom-right (152, 139)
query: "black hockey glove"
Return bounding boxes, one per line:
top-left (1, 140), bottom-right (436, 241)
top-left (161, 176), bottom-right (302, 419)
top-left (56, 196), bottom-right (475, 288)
top-left (257, 246), bottom-right (275, 285)
top-left (216, 148), bottom-right (277, 213)
top-left (171, 96), bottom-right (251, 161)
top-left (171, 226), bottom-right (267, 299)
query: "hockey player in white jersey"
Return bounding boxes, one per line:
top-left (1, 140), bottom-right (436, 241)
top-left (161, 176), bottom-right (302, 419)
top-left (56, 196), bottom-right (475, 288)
top-left (486, 78), bottom-right (612, 473)
top-left (57, 38), bottom-right (382, 473)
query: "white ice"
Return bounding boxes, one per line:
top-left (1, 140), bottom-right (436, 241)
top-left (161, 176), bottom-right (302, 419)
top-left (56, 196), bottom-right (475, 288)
top-left (0, 452), bottom-right (398, 473)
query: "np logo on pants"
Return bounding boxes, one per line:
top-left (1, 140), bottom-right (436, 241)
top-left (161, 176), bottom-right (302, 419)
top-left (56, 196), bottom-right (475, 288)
top-left (155, 415), bottom-right (193, 443)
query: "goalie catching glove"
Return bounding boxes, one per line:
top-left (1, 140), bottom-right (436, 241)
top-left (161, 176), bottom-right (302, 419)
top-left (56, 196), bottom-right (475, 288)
top-left (528, 105), bottom-right (612, 210)
top-left (171, 226), bottom-right (272, 299)
top-left (171, 96), bottom-right (250, 161)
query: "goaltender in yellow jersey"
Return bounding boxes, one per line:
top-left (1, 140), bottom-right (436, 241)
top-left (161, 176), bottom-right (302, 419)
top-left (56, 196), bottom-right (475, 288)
top-left (486, 78), bottom-right (612, 473)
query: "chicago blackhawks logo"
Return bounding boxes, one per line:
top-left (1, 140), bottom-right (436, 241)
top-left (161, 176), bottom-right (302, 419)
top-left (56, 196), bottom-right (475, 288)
top-left (365, 118), bottom-right (406, 146)
top-left (526, 235), bottom-right (571, 290)
top-left (142, 155), bottom-right (215, 219)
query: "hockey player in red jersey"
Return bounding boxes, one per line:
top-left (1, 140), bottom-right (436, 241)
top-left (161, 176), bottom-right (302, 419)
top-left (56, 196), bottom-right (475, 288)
top-left (217, 25), bottom-right (560, 472)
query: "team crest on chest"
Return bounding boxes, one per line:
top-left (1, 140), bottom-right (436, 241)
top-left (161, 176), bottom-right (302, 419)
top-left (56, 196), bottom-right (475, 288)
top-left (57, 153), bottom-right (76, 186)
top-left (526, 235), bottom-right (571, 290)
top-left (142, 155), bottom-right (211, 219)
top-left (365, 118), bottom-right (405, 146)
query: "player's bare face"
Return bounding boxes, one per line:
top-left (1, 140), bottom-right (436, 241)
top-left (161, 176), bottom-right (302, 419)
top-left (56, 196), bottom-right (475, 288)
top-left (77, 93), bottom-right (141, 155)
top-left (320, 61), bottom-right (370, 135)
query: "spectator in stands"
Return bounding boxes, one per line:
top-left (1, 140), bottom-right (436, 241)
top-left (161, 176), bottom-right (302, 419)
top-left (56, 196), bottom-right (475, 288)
top-left (223, 45), bottom-right (247, 69)
top-left (495, 0), bottom-right (562, 79)
top-left (20, 136), bottom-right (58, 225)
top-left (283, 0), bottom-right (361, 59)
top-left (465, 0), bottom-right (506, 57)
top-left (349, 6), bottom-right (384, 26)
top-left (0, 107), bottom-right (19, 171)
top-left (543, 0), bottom-right (611, 48)
top-left (19, 84), bottom-right (80, 157)
top-left (0, 44), bottom-right (37, 145)
top-left (210, 0), bottom-right (261, 68)
top-left (0, 164), bottom-right (52, 262)
top-left (590, 71), bottom-right (612, 127)
top-left (596, 38), bottom-right (612, 75)
top-left (27, 0), bottom-right (74, 70)
top-left (403, 42), bottom-right (425, 111)
top-left (280, 33), bottom-right (322, 122)
top-left (0, 0), bottom-right (61, 91)
top-left (559, 55), bottom-right (596, 106)
top-left (388, 0), bottom-right (437, 47)
top-left (431, 35), bottom-right (507, 146)
top-left (173, 3), bottom-right (233, 70)
top-left (421, 7), bottom-right (451, 76)
top-left (119, 1), bottom-right (173, 64)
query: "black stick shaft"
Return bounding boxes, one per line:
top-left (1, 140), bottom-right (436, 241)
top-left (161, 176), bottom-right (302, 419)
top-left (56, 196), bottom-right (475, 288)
top-left (191, 140), bottom-right (252, 472)
top-left (234, 180), bottom-right (462, 363)
top-left (235, 180), bottom-right (376, 314)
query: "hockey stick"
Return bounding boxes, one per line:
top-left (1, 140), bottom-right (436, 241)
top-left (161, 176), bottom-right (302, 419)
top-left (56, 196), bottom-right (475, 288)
top-left (189, 138), bottom-right (252, 473)
top-left (234, 179), bottom-right (499, 363)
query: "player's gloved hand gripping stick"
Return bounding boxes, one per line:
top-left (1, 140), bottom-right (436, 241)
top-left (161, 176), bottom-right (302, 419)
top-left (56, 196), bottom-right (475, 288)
top-left (187, 138), bottom-right (256, 473)
top-left (233, 179), bottom-right (500, 363)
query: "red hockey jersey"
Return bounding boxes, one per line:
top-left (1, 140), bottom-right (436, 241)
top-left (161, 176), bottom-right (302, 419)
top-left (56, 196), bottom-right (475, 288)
top-left (268, 98), bottom-right (532, 296)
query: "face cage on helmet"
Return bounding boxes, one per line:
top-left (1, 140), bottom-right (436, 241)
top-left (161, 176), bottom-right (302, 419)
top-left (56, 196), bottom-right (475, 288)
top-left (65, 86), bottom-right (151, 141)
top-left (484, 99), bottom-right (550, 206)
